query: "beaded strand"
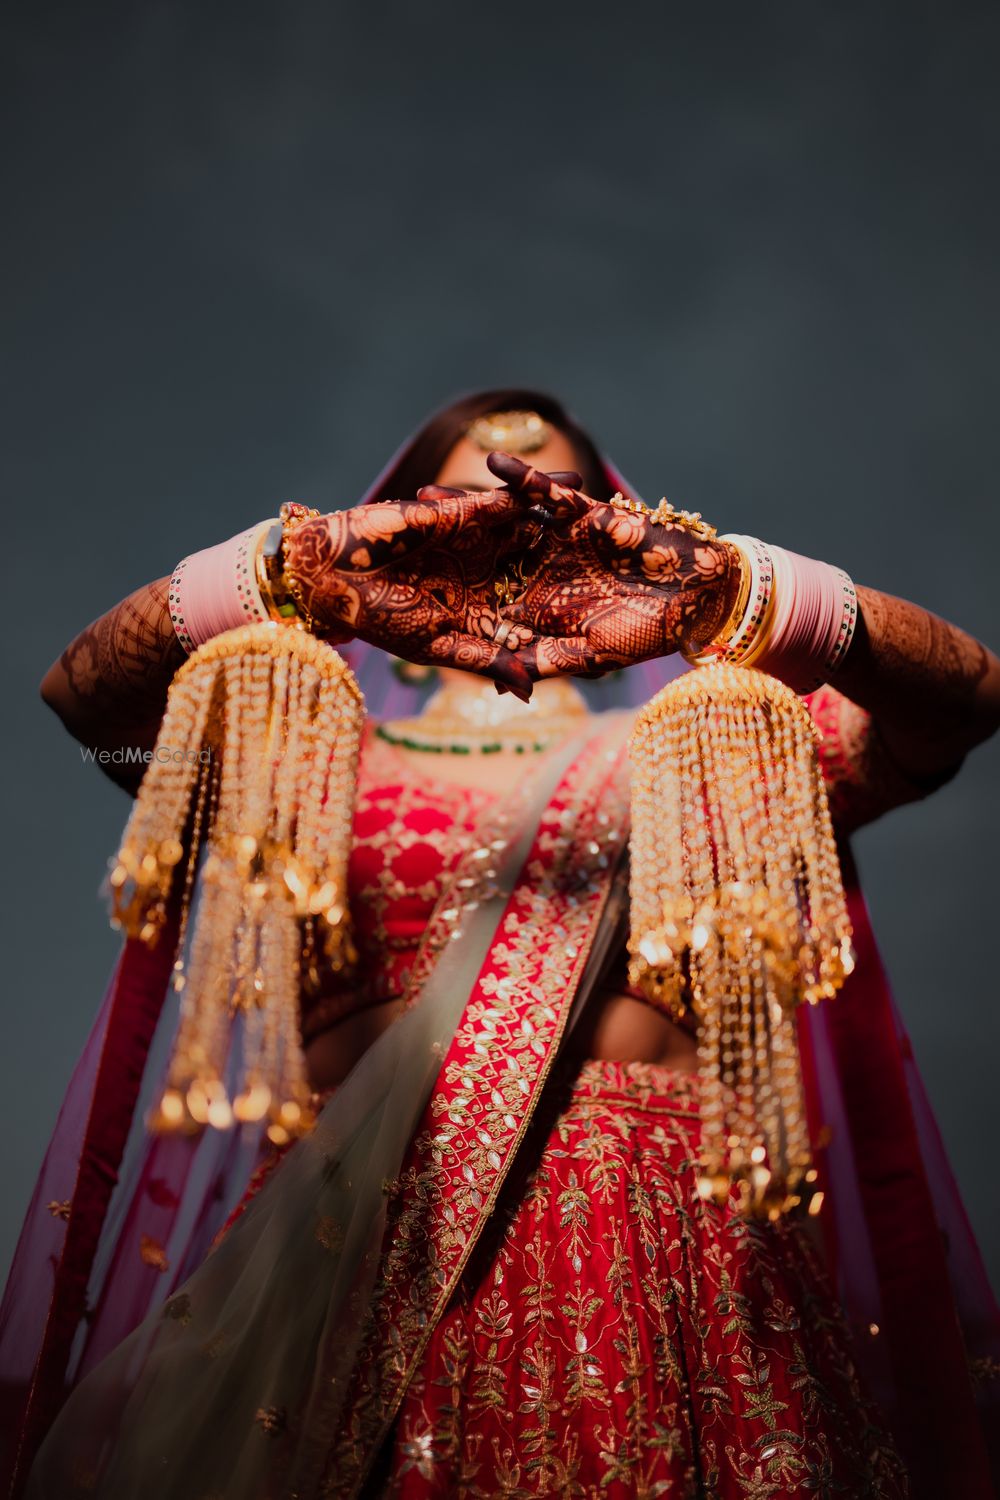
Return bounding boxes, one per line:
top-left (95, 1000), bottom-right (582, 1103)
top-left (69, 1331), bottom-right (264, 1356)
top-left (109, 622), bottom-right (364, 1143)
top-left (628, 663), bottom-right (854, 1220)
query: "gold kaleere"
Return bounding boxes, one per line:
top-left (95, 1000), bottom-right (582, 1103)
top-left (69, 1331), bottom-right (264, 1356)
top-left (628, 663), bottom-right (854, 1220)
top-left (108, 623), bottom-right (364, 1144)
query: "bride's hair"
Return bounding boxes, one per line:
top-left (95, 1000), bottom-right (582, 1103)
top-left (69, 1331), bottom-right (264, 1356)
top-left (371, 387), bottom-right (614, 503)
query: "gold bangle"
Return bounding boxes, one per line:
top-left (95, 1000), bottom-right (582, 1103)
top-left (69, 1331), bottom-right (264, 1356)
top-left (254, 521), bottom-right (289, 623)
top-left (255, 503), bottom-right (322, 631)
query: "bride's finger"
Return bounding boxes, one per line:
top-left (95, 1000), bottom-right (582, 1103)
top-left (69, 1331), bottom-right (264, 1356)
top-left (487, 618), bottom-right (534, 650)
top-left (485, 453), bottom-right (591, 519)
top-left (405, 488), bottom-right (541, 540)
top-left (415, 484), bottom-right (467, 500)
top-left (540, 469), bottom-right (583, 489)
top-left (516, 636), bottom-right (609, 680)
top-left (346, 490), bottom-right (536, 564)
top-left (416, 472), bottom-right (580, 504)
top-left (427, 630), bottom-right (534, 701)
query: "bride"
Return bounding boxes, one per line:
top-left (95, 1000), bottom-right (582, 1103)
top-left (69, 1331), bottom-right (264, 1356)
top-left (5, 388), bottom-right (999, 1498)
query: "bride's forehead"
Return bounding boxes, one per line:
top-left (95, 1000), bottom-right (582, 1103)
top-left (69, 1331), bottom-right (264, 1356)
top-left (434, 430), bottom-right (580, 489)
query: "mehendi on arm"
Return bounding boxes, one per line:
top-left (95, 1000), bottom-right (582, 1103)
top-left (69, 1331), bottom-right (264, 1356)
top-left (828, 586), bottom-right (1000, 779)
top-left (40, 575), bottom-right (184, 792)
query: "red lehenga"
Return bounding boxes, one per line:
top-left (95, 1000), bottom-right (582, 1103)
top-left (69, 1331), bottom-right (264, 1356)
top-left (3, 460), bottom-right (999, 1498)
top-left (372, 1057), bottom-right (906, 1498)
top-left (222, 725), bottom-right (912, 1498)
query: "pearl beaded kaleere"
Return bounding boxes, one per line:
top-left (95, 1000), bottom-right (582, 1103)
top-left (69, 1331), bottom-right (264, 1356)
top-left (108, 622), bottom-right (364, 1145)
top-left (628, 664), bottom-right (855, 1221)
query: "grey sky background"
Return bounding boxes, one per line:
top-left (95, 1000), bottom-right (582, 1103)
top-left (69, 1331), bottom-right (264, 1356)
top-left (3, 1), bottom-right (998, 1286)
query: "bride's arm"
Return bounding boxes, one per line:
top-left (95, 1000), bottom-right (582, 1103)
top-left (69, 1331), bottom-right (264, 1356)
top-left (805, 589), bottom-right (999, 832)
top-left (827, 586), bottom-right (1000, 777)
top-left (39, 486), bottom-right (541, 793)
top-left (39, 576), bottom-right (184, 793)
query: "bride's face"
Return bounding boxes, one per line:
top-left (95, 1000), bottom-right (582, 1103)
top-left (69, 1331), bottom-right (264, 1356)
top-left (433, 428), bottom-right (583, 493)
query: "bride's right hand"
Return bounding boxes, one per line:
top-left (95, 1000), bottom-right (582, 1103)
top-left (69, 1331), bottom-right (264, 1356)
top-left (280, 491), bottom-right (540, 698)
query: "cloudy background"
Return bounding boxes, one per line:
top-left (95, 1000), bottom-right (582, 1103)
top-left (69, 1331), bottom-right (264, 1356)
top-left (3, 0), bottom-right (998, 1283)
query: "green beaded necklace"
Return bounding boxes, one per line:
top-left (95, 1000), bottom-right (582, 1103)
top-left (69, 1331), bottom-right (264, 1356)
top-left (374, 724), bottom-right (551, 756)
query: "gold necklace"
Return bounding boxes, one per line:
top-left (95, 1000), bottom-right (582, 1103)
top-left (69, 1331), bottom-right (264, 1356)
top-left (377, 677), bottom-right (590, 755)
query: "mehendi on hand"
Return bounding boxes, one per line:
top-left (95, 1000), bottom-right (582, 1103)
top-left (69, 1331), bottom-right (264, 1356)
top-left (486, 454), bottom-right (740, 679)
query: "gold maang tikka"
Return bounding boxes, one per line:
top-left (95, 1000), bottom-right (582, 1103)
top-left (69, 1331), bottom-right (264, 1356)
top-left (465, 409), bottom-right (552, 454)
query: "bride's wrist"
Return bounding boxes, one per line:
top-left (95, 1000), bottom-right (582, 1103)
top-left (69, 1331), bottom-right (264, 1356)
top-left (167, 505), bottom-right (351, 655)
top-left (679, 540), bottom-right (749, 653)
top-left (279, 510), bottom-right (358, 642)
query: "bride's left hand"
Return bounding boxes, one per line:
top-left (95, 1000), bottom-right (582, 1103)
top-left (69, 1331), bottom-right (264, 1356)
top-left (484, 453), bottom-right (742, 679)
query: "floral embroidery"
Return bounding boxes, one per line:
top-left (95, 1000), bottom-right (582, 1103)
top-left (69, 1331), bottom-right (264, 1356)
top-left (969, 1354), bottom-right (1000, 1386)
top-left (382, 1059), bottom-right (907, 1498)
top-left (206, 702), bottom-right (922, 1497)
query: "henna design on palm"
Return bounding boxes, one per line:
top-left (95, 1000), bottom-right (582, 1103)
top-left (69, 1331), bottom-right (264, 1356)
top-left (282, 489), bottom-right (546, 698)
top-left (485, 454), bottom-right (740, 680)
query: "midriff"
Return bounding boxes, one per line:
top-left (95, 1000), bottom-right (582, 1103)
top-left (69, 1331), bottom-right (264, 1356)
top-left (303, 984), bottom-right (698, 1094)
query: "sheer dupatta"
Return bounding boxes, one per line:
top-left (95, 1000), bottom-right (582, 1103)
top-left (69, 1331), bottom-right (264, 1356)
top-left (18, 718), bottom-right (634, 1500)
top-left (799, 853), bottom-right (1000, 1494)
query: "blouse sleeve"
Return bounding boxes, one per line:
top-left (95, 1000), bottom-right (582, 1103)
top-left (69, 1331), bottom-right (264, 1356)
top-left (804, 683), bottom-right (962, 834)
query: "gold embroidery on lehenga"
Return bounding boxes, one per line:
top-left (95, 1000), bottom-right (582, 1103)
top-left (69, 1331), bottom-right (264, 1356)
top-left (303, 720), bottom-right (909, 1498)
top-left (382, 1059), bottom-right (907, 1497)
top-left (321, 723), bottom-right (636, 1495)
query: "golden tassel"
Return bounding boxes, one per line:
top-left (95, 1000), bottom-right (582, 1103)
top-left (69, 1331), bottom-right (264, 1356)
top-left (628, 663), bottom-right (854, 1220)
top-left (108, 623), bottom-right (364, 1144)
